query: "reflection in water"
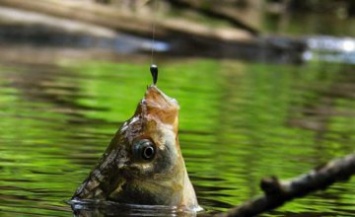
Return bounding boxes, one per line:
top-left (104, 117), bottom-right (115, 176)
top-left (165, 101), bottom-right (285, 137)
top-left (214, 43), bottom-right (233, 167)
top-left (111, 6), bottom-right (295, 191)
top-left (0, 24), bottom-right (169, 54)
top-left (304, 36), bottom-right (355, 64)
top-left (1, 58), bottom-right (354, 216)
top-left (69, 199), bottom-right (201, 217)
top-left (1, 22), bottom-right (355, 65)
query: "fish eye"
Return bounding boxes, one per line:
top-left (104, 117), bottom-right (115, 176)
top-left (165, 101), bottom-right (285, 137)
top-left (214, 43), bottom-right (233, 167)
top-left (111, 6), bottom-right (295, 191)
top-left (133, 139), bottom-right (156, 161)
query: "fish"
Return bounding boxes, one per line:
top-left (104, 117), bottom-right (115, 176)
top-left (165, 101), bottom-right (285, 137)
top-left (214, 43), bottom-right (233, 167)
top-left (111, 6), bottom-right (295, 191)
top-left (71, 84), bottom-right (199, 211)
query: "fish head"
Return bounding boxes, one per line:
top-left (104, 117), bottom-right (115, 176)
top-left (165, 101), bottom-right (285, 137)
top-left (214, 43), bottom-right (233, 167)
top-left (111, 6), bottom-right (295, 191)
top-left (73, 85), bottom-right (197, 210)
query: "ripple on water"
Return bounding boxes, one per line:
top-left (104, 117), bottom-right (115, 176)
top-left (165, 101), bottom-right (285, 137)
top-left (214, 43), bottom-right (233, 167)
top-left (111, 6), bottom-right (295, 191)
top-left (1, 59), bottom-right (355, 217)
top-left (69, 199), bottom-right (203, 217)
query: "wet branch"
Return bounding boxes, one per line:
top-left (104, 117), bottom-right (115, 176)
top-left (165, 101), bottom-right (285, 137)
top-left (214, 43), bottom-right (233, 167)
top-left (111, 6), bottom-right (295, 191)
top-left (217, 153), bottom-right (355, 217)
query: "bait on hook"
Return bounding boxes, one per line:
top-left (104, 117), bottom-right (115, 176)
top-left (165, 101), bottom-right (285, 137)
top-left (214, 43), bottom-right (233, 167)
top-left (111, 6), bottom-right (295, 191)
top-left (150, 64), bottom-right (158, 85)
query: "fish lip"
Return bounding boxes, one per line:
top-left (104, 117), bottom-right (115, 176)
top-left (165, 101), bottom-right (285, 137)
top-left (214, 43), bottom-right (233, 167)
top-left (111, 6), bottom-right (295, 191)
top-left (144, 85), bottom-right (179, 109)
top-left (141, 85), bottom-right (179, 128)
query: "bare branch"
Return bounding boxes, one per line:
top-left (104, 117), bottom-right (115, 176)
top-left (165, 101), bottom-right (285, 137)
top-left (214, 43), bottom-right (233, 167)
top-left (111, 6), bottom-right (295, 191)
top-left (216, 153), bottom-right (355, 217)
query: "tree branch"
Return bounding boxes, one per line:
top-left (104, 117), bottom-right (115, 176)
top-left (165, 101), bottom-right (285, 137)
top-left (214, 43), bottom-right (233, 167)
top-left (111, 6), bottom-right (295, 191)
top-left (216, 153), bottom-right (355, 217)
top-left (0, 0), bottom-right (253, 42)
top-left (165, 0), bottom-right (260, 35)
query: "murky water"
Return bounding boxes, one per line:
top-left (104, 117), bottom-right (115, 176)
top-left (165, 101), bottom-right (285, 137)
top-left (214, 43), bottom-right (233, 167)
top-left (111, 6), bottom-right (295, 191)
top-left (1, 56), bottom-right (355, 216)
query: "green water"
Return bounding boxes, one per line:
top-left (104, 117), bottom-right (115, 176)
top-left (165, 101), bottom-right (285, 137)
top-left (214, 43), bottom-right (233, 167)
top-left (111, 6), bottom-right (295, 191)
top-left (0, 57), bottom-right (354, 216)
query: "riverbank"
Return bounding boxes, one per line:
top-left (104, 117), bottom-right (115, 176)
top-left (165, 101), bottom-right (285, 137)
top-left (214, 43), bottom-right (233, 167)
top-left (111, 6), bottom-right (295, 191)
top-left (0, 0), bottom-right (254, 42)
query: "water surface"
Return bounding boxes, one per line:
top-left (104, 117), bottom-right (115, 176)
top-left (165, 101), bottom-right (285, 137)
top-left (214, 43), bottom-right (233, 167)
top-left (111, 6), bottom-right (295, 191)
top-left (1, 7), bottom-right (355, 217)
top-left (0, 56), bottom-right (355, 216)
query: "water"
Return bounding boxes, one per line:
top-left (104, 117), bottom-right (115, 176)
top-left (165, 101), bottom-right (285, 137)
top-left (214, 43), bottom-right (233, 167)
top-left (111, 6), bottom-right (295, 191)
top-left (1, 57), bottom-right (355, 216)
top-left (1, 8), bottom-right (355, 217)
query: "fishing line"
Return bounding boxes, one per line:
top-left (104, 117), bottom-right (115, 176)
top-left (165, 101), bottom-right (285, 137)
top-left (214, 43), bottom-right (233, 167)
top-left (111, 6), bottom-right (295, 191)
top-left (150, 0), bottom-right (158, 64)
top-left (150, 0), bottom-right (158, 85)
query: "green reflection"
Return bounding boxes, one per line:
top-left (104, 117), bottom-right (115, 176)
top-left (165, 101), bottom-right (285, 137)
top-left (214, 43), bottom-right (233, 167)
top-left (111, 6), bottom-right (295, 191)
top-left (1, 57), bottom-right (355, 216)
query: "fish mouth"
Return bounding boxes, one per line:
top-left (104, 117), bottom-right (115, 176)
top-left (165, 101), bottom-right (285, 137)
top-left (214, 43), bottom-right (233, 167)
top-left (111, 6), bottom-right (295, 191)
top-left (142, 85), bottom-right (179, 128)
top-left (144, 85), bottom-right (179, 111)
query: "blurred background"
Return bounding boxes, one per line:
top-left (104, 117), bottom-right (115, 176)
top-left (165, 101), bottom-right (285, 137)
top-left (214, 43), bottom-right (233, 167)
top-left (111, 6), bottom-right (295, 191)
top-left (0, 0), bottom-right (355, 216)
